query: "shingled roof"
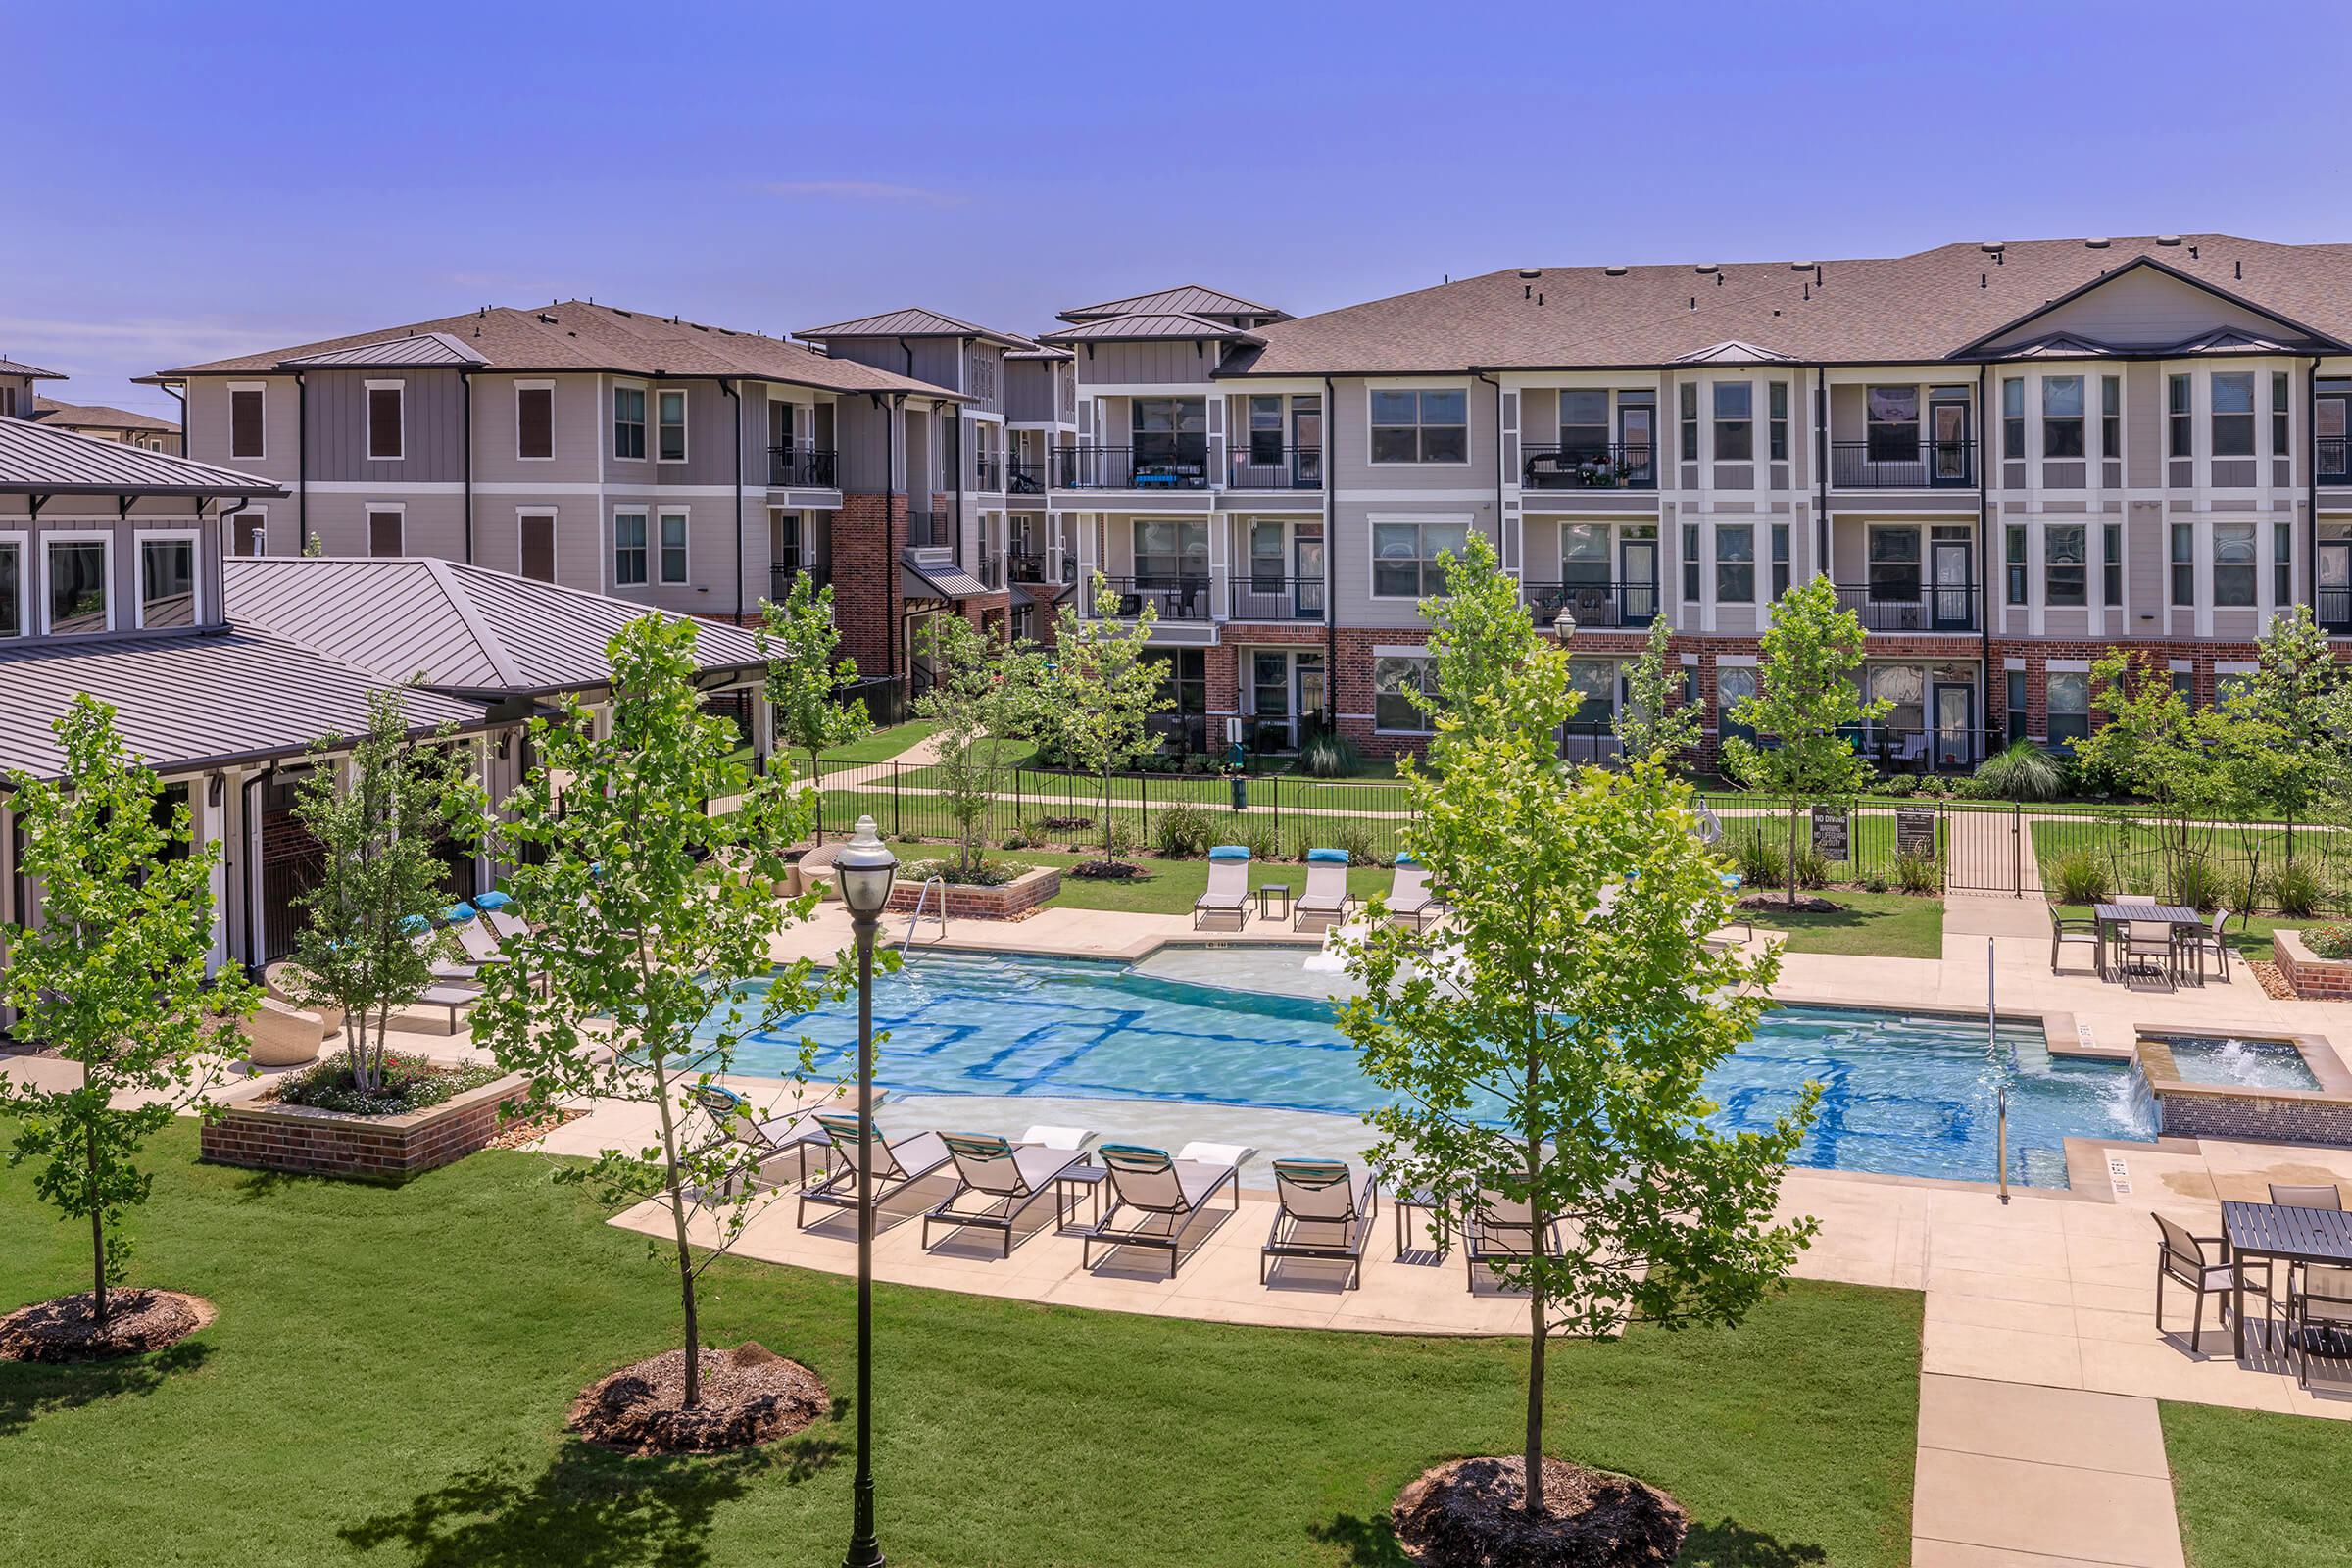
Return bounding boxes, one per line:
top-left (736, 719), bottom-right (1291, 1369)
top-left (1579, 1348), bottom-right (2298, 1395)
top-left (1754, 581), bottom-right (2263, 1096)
top-left (31, 397), bottom-right (181, 435)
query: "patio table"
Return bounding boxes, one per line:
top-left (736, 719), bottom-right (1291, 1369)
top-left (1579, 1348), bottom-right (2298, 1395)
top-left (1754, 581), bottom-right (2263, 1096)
top-left (2223, 1200), bottom-right (2352, 1357)
top-left (2093, 903), bottom-right (2205, 986)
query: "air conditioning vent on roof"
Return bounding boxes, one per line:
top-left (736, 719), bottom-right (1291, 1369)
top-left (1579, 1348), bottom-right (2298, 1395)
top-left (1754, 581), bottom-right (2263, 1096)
top-left (1517, 268), bottom-right (1542, 280)
top-left (2085, 237), bottom-right (2111, 249)
top-left (1603, 265), bottom-right (1629, 276)
top-left (1981, 241), bottom-right (2004, 254)
top-left (2157, 235), bottom-right (2183, 246)
top-left (1694, 264), bottom-right (1719, 275)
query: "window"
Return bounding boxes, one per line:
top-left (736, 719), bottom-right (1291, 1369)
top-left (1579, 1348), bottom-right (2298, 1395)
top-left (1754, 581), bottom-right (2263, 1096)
top-left (614, 510), bottom-right (649, 585)
top-left (2276, 521), bottom-right (2293, 604)
top-left (1248, 395), bottom-right (1285, 465)
top-left (1561, 522), bottom-right (1611, 584)
top-left (1717, 665), bottom-right (1757, 744)
top-left (2046, 671), bottom-right (2091, 744)
top-left (1681, 523), bottom-right (1700, 601)
top-left (1867, 387), bottom-right (1919, 463)
top-left (1771, 522), bottom-right (1790, 597)
top-left (517, 384), bottom-right (554, 460)
top-left (2171, 670), bottom-right (2196, 708)
top-left (1769, 382), bottom-right (1789, 462)
top-left (1678, 383), bottom-right (1698, 462)
top-left (1712, 383), bottom-right (1753, 461)
top-left (2006, 670), bottom-right (2029, 745)
top-left (1371, 519), bottom-right (1468, 598)
top-left (2101, 376), bottom-right (2121, 460)
top-left (45, 538), bottom-right (109, 634)
top-left (2171, 522), bottom-right (2194, 605)
top-left (2040, 376), bottom-right (2084, 460)
top-left (2005, 523), bottom-right (2028, 605)
top-left (2044, 524), bottom-right (2086, 607)
top-left (1250, 651), bottom-right (1292, 720)
top-left (1134, 519), bottom-right (1208, 582)
top-left (2273, 372), bottom-right (2291, 455)
top-left (1565, 658), bottom-right (1617, 730)
top-left (1368, 389), bottom-right (1467, 464)
top-left (229, 384), bottom-right (266, 460)
top-left (368, 508), bottom-right (403, 557)
top-left (1869, 526), bottom-right (1922, 601)
top-left (2001, 377), bottom-right (2025, 459)
top-left (2213, 521), bottom-right (2257, 607)
top-left (366, 382), bottom-right (404, 460)
top-left (1714, 523), bottom-right (1754, 602)
top-left (138, 537), bottom-right (196, 627)
top-left (659, 511), bottom-right (689, 583)
top-left (2103, 522), bottom-right (2123, 606)
top-left (0, 539), bottom-right (21, 637)
top-left (2211, 372), bottom-right (2255, 459)
top-left (613, 385), bottom-right (647, 460)
top-left (2217, 672), bottom-right (2252, 710)
top-left (656, 388), bottom-right (688, 463)
top-left (2168, 374), bottom-right (2193, 457)
top-left (1873, 664), bottom-right (1925, 738)
top-left (1373, 656), bottom-right (1437, 732)
top-left (1559, 390), bottom-right (1609, 460)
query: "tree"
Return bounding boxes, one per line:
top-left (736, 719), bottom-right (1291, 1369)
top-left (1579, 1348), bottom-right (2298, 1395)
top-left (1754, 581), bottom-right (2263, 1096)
top-left (1, 697), bottom-right (255, 1325)
top-left (284, 690), bottom-right (483, 1095)
top-left (1024, 573), bottom-right (1172, 868)
top-left (756, 569), bottom-right (868, 797)
top-left (1613, 613), bottom-right (1700, 767)
top-left (472, 616), bottom-right (839, 1408)
top-left (2081, 649), bottom-right (2263, 909)
top-left (1336, 550), bottom-right (1818, 1519)
top-left (1718, 575), bottom-right (1890, 908)
top-left (2234, 607), bottom-right (2349, 863)
top-left (912, 613), bottom-right (1037, 876)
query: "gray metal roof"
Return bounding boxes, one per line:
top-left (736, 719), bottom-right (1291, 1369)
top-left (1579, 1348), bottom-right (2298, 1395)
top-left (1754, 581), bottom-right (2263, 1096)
top-left (0, 357), bottom-right (67, 379)
top-left (0, 417), bottom-right (281, 497)
top-left (0, 627), bottom-right (490, 782)
top-left (224, 557), bottom-right (768, 700)
top-left (794, 307), bottom-right (1033, 351)
top-left (1038, 313), bottom-right (1266, 346)
top-left (900, 557), bottom-right (993, 600)
top-left (277, 330), bottom-right (490, 369)
top-left (1056, 285), bottom-right (1287, 324)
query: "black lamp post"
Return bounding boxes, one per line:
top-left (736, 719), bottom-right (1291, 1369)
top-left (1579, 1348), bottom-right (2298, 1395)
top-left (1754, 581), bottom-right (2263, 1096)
top-left (832, 814), bottom-right (899, 1568)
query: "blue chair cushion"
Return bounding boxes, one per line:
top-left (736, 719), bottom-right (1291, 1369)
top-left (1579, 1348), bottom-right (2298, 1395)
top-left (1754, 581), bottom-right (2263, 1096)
top-left (441, 902), bottom-right (478, 924)
top-left (1306, 848), bottom-right (1350, 865)
top-left (474, 890), bottom-right (514, 911)
top-left (1207, 846), bottom-right (1251, 862)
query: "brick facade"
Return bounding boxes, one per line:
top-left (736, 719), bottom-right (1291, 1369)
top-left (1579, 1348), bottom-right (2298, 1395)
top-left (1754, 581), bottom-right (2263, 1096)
top-left (2277, 929), bottom-right (2352, 1000)
top-left (830, 492), bottom-right (906, 680)
top-left (883, 863), bottom-right (1061, 919)
top-left (199, 1072), bottom-right (534, 1182)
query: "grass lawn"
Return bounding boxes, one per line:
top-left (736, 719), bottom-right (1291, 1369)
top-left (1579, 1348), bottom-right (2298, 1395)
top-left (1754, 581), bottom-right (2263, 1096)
top-left (812, 720), bottom-right (940, 767)
top-left (1745, 890), bottom-right (1945, 959)
top-left (1007, 849), bottom-right (1393, 917)
top-left (2162, 1402), bottom-right (2352, 1568)
top-left (0, 1122), bottom-right (1921, 1567)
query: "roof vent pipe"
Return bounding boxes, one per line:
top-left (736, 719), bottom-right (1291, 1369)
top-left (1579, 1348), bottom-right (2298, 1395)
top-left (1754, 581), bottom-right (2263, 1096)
top-left (2235, 259), bottom-right (2242, 279)
top-left (1982, 241), bottom-right (2004, 254)
top-left (2189, 244), bottom-right (2200, 259)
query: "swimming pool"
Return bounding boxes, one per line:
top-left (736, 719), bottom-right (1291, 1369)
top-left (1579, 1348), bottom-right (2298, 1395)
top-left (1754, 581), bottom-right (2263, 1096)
top-left (2159, 1035), bottom-right (2322, 1092)
top-left (717, 950), bottom-right (2155, 1187)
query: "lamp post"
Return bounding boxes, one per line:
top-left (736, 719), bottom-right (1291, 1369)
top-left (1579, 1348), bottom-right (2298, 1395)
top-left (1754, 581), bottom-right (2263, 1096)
top-left (832, 814), bottom-right (899, 1568)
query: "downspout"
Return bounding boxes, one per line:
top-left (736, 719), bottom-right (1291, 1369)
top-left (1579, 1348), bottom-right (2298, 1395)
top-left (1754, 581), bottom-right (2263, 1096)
top-left (1978, 363), bottom-right (1992, 747)
top-left (1813, 367), bottom-right (1829, 571)
top-left (294, 368), bottom-right (308, 549)
top-left (721, 377), bottom-right (744, 620)
top-left (240, 772), bottom-right (265, 973)
top-left (2310, 355), bottom-right (2322, 619)
top-left (877, 392), bottom-right (900, 685)
top-left (1475, 371), bottom-right (1505, 549)
top-left (216, 497), bottom-right (252, 612)
top-left (1322, 374), bottom-right (1338, 717)
top-left (954, 337), bottom-right (968, 569)
top-left (460, 368), bottom-right (474, 564)
top-left (160, 380), bottom-right (186, 456)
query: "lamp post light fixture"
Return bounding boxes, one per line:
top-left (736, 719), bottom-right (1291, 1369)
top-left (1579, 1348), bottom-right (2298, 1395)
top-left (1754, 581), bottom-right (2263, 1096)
top-left (833, 814), bottom-right (898, 1568)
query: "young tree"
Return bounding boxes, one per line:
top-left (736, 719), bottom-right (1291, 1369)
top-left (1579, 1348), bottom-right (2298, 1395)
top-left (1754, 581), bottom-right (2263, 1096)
top-left (472, 616), bottom-right (839, 1408)
top-left (2234, 607), bottom-right (2349, 863)
top-left (2081, 649), bottom-right (2256, 908)
top-left (1024, 573), bottom-right (1173, 868)
top-left (1337, 554), bottom-right (1818, 1519)
top-left (284, 690), bottom-right (483, 1095)
top-left (757, 569), bottom-right (868, 795)
top-left (1613, 613), bottom-right (1700, 767)
top-left (912, 612), bottom-right (1037, 876)
top-left (1718, 575), bottom-right (1890, 908)
top-left (2, 698), bottom-right (255, 1327)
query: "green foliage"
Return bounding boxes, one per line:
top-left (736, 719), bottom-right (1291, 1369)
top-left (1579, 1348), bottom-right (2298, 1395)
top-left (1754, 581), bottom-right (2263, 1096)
top-left (1022, 575), bottom-right (1174, 866)
top-left (1894, 851), bottom-right (1942, 895)
top-left (472, 614), bottom-right (842, 1407)
top-left (2269, 859), bottom-right (2327, 919)
top-left (1973, 740), bottom-right (2067, 803)
top-left (2172, 855), bottom-right (2224, 913)
top-left (2305, 923), bottom-right (2352, 960)
top-left (756, 570), bottom-right (867, 789)
top-left (1296, 728), bottom-right (1361, 779)
top-left (1730, 828), bottom-right (1787, 889)
top-left (1100, 812), bottom-right (1140, 862)
top-left (1613, 613), bottom-right (1701, 766)
top-left (1789, 845), bottom-right (1831, 890)
top-left (1151, 802), bottom-right (1216, 858)
top-left (1234, 816), bottom-right (1282, 861)
top-left (911, 613), bottom-right (1036, 875)
top-left (275, 1053), bottom-right (502, 1116)
top-left (2047, 849), bottom-right (2110, 906)
top-left (1878, 773), bottom-right (1920, 797)
top-left (1286, 818), bottom-right (1384, 868)
top-left (1, 696), bottom-right (255, 1321)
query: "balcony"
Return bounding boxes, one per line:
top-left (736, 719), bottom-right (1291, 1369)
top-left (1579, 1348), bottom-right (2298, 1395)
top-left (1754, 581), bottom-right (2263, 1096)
top-left (973, 456), bottom-right (1004, 492)
top-left (767, 447), bottom-right (839, 488)
top-left (2321, 436), bottom-right (2349, 487)
top-left (1007, 548), bottom-right (1051, 584)
top-left (976, 554), bottom-right (1004, 590)
top-left (768, 561), bottom-right (831, 601)
top-left (1227, 445), bottom-right (1324, 491)
top-left (1005, 460), bottom-right (1049, 497)
top-left (2320, 585), bottom-right (2352, 634)
top-left (1520, 579), bottom-right (1658, 631)
top-left (1832, 582), bottom-right (1979, 633)
top-left (1086, 575), bottom-right (1215, 622)
top-left (1831, 439), bottom-right (1975, 489)
top-left (905, 509), bottom-right (943, 549)
top-left (1052, 445), bottom-right (1211, 491)
top-left (1522, 442), bottom-right (1655, 491)
top-left (1229, 575), bottom-right (1326, 621)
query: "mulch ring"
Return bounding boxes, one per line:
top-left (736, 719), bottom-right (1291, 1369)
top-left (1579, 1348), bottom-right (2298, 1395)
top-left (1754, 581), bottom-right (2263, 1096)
top-left (1738, 892), bottom-right (1844, 915)
top-left (0, 1289), bottom-right (216, 1364)
top-left (486, 1106), bottom-right (588, 1150)
top-left (1392, 1455), bottom-right (1688, 1568)
top-left (569, 1343), bottom-right (829, 1455)
top-left (1068, 861), bottom-right (1145, 880)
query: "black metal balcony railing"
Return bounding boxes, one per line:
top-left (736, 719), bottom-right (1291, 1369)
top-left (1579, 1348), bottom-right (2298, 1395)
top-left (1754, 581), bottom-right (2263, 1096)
top-left (2319, 585), bottom-right (2352, 633)
top-left (1087, 574), bottom-right (1215, 621)
top-left (1832, 581), bottom-right (1980, 632)
top-left (1007, 549), bottom-right (1050, 584)
top-left (1522, 442), bottom-right (1656, 490)
top-left (1005, 461), bottom-right (1048, 496)
top-left (2321, 436), bottom-right (2349, 485)
top-left (1838, 725), bottom-right (1985, 772)
top-left (768, 561), bottom-right (831, 601)
top-left (1227, 445), bottom-right (1324, 490)
top-left (1052, 445), bottom-right (1212, 490)
top-left (973, 456), bottom-right (1004, 491)
top-left (1831, 439), bottom-right (1975, 489)
top-left (1229, 575), bottom-right (1326, 621)
top-left (767, 447), bottom-right (839, 487)
top-left (1520, 579), bottom-right (1658, 630)
top-left (976, 554), bottom-right (1004, 590)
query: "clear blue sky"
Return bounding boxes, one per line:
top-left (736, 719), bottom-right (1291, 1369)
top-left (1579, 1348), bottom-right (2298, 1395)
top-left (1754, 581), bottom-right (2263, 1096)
top-left (7, 0), bottom-right (2347, 419)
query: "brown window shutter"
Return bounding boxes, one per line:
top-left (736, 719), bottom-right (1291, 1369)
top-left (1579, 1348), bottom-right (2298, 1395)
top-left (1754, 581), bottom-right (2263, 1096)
top-left (368, 388), bottom-right (402, 459)
top-left (518, 387), bottom-right (553, 459)
top-left (231, 389), bottom-right (264, 458)
top-left (368, 510), bottom-right (403, 557)
top-left (520, 514), bottom-right (556, 581)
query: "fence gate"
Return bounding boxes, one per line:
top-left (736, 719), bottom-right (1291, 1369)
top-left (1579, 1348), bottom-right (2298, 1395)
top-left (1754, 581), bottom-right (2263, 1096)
top-left (1939, 802), bottom-right (2032, 897)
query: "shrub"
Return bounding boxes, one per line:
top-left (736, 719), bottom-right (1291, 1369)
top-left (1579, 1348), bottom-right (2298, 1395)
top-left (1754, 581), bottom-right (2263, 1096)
top-left (1973, 740), bottom-right (2067, 803)
top-left (1298, 729), bottom-right (1363, 780)
top-left (2047, 849), bottom-right (2109, 906)
top-left (2269, 859), bottom-right (2326, 919)
top-left (1894, 850), bottom-right (1942, 895)
top-left (276, 1053), bottom-right (502, 1117)
top-left (1879, 774), bottom-right (1919, 797)
top-left (1152, 802), bottom-right (1216, 858)
top-left (2306, 923), bottom-right (2352, 960)
top-left (1101, 813), bottom-right (1139, 862)
top-left (1789, 846), bottom-right (1831, 889)
top-left (1000, 831), bottom-right (1030, 852)
top-left (1287, 818), bottom-right (1385, 867)
top-left (2170, 856), bottom-right (2222, 912)
top-left (1862, 872), bottom-right (1889, 893)
top-left (1237, 817), bottom-right (1282, 862)
top-left (1730, 829), bottom-right (1786, 889)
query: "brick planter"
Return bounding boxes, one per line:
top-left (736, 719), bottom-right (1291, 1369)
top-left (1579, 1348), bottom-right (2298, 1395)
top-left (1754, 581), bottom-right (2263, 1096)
top-left (884, 863), bottom-right (1061, 920)
top-left (2275, 929), bottom-right (2352, 999)
top-left (200, 1070), bottom-right (533, 1183)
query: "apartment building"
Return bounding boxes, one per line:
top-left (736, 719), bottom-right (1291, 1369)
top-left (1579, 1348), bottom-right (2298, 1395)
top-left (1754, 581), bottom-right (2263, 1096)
top-left (0, 356), bottom-right (65, 420)
top-left (31, 395), bottom-right (182, 453)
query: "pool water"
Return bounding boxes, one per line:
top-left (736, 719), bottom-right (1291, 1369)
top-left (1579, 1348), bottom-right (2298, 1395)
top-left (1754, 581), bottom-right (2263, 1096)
top-left (718, 951), bottom-right (2155, 1188)
top-left (2159, 1035), bottom-right (2321, 1092)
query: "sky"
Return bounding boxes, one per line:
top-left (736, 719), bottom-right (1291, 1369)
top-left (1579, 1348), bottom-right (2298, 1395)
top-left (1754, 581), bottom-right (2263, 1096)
top-left (6, 0), bottom-right (2349, 420)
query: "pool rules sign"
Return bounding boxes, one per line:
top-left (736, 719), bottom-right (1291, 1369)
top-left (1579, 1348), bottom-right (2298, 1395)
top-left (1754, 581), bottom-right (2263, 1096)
top-left (1810, 805), bottom-right (1850, 861)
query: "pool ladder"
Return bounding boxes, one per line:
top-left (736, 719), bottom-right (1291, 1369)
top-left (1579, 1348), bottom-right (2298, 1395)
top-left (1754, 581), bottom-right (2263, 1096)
top-left (901, 874), bottom-right (947, 951)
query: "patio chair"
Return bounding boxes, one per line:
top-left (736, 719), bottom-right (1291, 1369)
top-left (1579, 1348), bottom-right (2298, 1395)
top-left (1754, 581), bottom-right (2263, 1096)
top-left (1464, 1190), bottom-right (1565, 1290)
top-left (2269, 1184), bottom-right (2343, 1211)
top-left (1294, 849), bottom-right (1354, 932)
top-left (2153, 1212), bottom-right (2272, 1353)
top-left (690, 1083), bottom-right (887, 1191)
top-left (473, 889), bottom-right (531, 943)
top-left (1080, 1143), bottom-right (1241, 1278)
top-left (1387, 854), bottom-right (1442, 931)
top-left (1194, 846), bottom-right (1251, 930)
top-left (2122, 919), bottom-right (2179, 983)
top-left (2288, 1264), bottom-right (2352, 1387)
top-left (920, 1132), bottom-right (1087, 1257)
top-left (444, 905), bottom-right (512, 968)
top-left (1259, 1158), bottom-right (1379, 1288)
top-left (2049, 902), bottom-right (2102, 975)
top-left (2180, 908), bottom-right (2232, 982)
top-left (797, 1112), bottom-right (954, 1228)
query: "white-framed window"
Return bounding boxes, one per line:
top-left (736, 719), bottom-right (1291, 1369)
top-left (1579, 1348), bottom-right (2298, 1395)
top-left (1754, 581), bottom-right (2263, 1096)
top-left (41, 532), bottom-right (112, 635)
top-left (2213, 520), bottom-right (2258, 607)
top-left (1712, 383), bottom-right (1752, 461)
top-left (2168, 374), bottom-right (2193, 458)
top-left (2040, 375), bottom-right (2084, 459)
top-left (0, 530), bottom-right (24, 638)
top-left (134, 529), bottom-right (201, 628)
top-left (2171, 522), bottom-right (2194, 606)
top-left (1370, 517), bottom-right (1469, 599)
top-left (2046, 670), bottom-right (2091, 744)
top-left (365, 379), bottom-right (405, 461)
top-left (658, 509), bottom-right (689, 584)
top-left (613, 510), bottom-right (649, 586)
top-left (656, 387), bottom-right (688, 463)
top-left (2210, 372), bottom-right (2255, 459)
top-left (1367, 388), bottom-right (1468, 465)
top-left (1714, 523), bottom-right (1755, 602)
top-left (367, 505), bottom-right (404, 558)
top-left (1373, 653), bottom-right (1438, 732)
top-left (516, 380), bottom-right (555, 461)
top-left (1868, 524), bottom-right (1922, 602)
top-left (2044, 524), bottom-right (2086, 607)
top-left (228, 381), bottom-right (267, 460)
top-left (613, 383), bottom-right (647, 461)
top-left (1564, 657), bottom-right (1618, 730)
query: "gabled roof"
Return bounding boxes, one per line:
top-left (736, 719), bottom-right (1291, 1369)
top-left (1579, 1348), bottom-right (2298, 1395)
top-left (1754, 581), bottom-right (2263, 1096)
top-left (1056, 285), bottom-right (1287, 324)
top-left (31, 398), bottom-right (180, 434)
top-left (794, 307), bottom-right (1034, 351)
top-left (0, 357), bottom-right (67, 380)
top-left (1948, 253), bottom-right (2342, 357)
top-left (223, 557), bottom-right (767, 700)
top-left (1986, 331), bottom-right (2116, 361)
top-left (1039, 312), bottom-right (1267, 346)
top-left (0, 417), bottom-right (277, 497)
top-left (1671, 339), bottom-right (1797, 365)
top-left (278, 330), bottom-right (489, 369)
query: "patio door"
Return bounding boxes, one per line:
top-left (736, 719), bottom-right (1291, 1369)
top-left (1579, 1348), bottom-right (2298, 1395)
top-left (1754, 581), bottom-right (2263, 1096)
top-left (2320, 541), bottom-right (2352, 630)
top-left (1930, 392), bottom-right (1971, 485)
top-left (1931, 536), bottom-right (1972, 629)
top-left (1292, 398), bottom-right (1323, 486)
top-left (1294, 526), bottom-right (1325, 619)
top-left (1932, 683), bottom-right (1975, 770)
top-left (1296, 651), bottom-right (1327, 732)
top-left (1619, 533), bottom-right (1657, 625)
top-left (1617, 398), bottom-right (1654, 481)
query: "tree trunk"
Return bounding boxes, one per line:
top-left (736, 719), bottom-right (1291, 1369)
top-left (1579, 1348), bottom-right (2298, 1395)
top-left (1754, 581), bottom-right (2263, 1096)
top-left (652, 1066), bottom-right (701, 1409)
top-left (86, 1111), bottom-right (108, 1326)
top-left (1786, 805), bottom-right (1801, 911)
top-left (1102, 763), bottom-right (1115, 866)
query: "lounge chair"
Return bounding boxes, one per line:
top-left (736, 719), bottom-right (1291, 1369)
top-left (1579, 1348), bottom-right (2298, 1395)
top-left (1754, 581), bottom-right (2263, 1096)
top-left (1260, 1158), bottom-right (1379, 1288)
top-left (920, 1132), bottom-right (1087, 1256)
top-left (1464, 1190), bottom-right (1564, 1290)
top-left (1195, 845), bottom-right (1252, 930)
top-left (691, 1083), bottom-right (888, 1191)
top-left (797, 1112), bottom-right (954, 1228)
top-left (2153, 1212), bottom-right (2271, 1353)
top-left (446, 905), bottom-right (511, 967)
top-left (1081, 1143), bottom-right (1242, 1278)
top-left (1387, 854), bottom-right (1441, 931)
top-left (473, 889), bottom-right (531, 942)
top-left (1294, 849), bottom-right (1354, 932)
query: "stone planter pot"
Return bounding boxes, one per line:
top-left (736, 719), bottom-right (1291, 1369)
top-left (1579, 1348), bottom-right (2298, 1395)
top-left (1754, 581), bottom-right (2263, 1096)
top-left (883, 864), bottom-right (1061, 920)
top-left (200, 1070), bottom-right (532, 1183)
top-left (2276, 929), bottom-right (2352, 1000)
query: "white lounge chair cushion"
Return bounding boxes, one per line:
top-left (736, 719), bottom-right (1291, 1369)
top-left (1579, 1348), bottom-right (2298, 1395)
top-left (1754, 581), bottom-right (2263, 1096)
top-left (1177, 1140), bottom-right (1254, 1168)
top-left (1020, 1124), bottom-right (1094, 1151)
